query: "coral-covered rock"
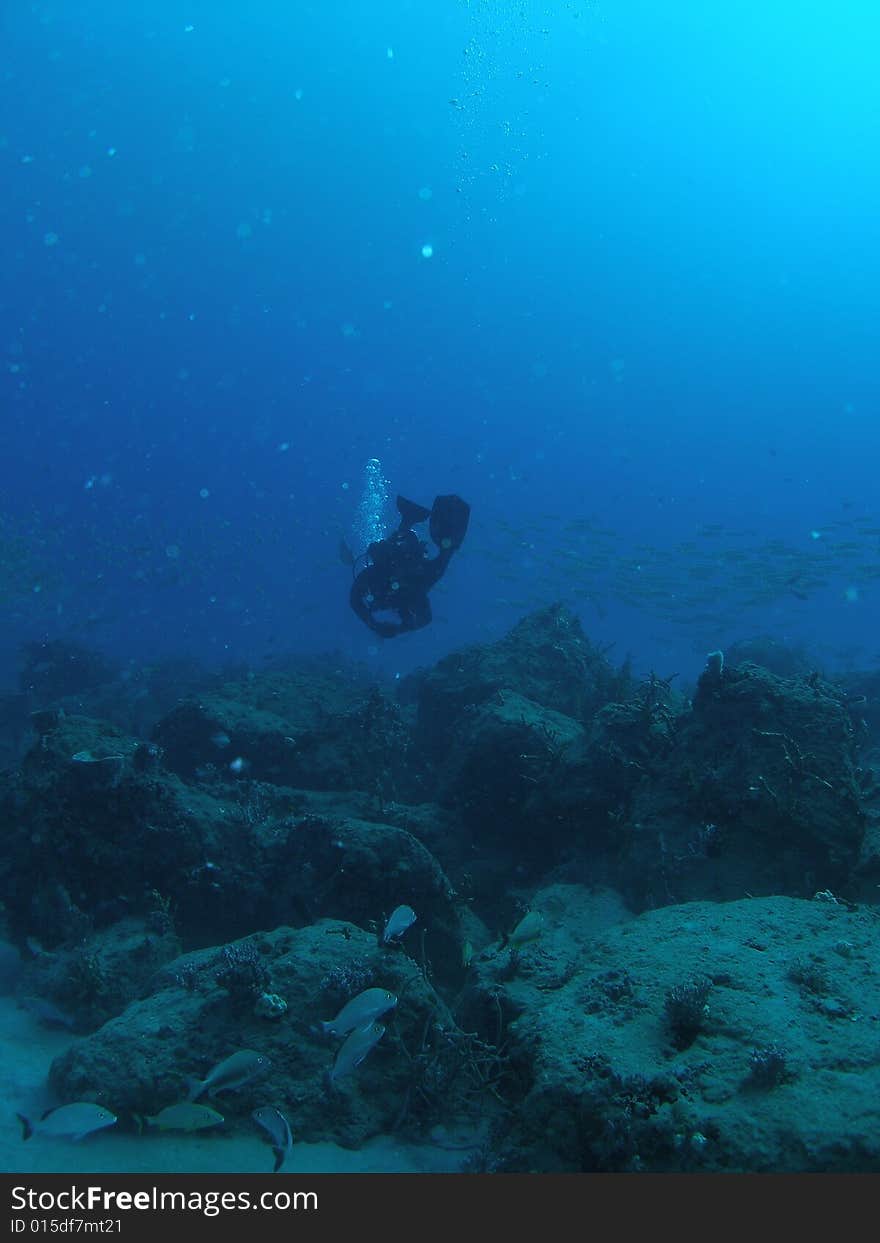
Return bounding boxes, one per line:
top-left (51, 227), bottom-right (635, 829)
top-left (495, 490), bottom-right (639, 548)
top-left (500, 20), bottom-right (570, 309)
top-left (258, 811), bottom-right (461, 980)
top-left (409, 604), bottom-right (624, 758)
top-left (49, 922), bottom-right (473, 1148)
top-left (20, 917), bottom-right (180, 1032)
top-left (431, 690), bottom-right (585, 848)
top-left (152, 667), bottom-right (412, 799)
top-left (0, 713), bottom-right (461, 969)
top-left (463, 889), bottom-right (880, 1172)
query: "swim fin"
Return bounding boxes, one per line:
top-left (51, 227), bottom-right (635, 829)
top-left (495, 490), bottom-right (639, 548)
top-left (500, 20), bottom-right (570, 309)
top-left (429, 495), bottom-right (470, 551)
top-left (396, 495), bottom-right (432, 527)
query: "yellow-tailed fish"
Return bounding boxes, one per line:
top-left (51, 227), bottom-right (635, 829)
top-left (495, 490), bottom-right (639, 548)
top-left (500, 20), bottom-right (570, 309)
top-left (138, 1103), bottom-right (224, 1133)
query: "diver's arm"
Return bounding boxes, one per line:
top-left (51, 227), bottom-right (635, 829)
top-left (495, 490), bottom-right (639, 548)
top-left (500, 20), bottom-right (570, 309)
top-left (349, 574), bottom-right (373, 628)
top-left (350, 574), bottom-right (408, 638)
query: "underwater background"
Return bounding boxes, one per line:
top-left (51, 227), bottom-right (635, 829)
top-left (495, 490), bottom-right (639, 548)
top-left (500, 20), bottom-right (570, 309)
top-left (3, 1), bottom-right (880, 1175)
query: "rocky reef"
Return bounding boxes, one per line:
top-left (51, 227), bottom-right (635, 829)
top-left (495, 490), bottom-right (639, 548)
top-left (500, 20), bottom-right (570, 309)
top-left (2, 604), bottom-right (880, 1170)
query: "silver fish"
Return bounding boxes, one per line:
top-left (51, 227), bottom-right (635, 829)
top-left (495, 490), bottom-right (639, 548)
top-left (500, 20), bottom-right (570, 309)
top-left (328, 1021), bottom-right (386, 1086)
top-left (187, 1050), bottom-right (271, 1101)
top-left (318, 988), bottom-right (397, 1039)
top-left (381, 905), bottom-right (416, 945)
top-left (252, 1106), bottom-right (293, 1173)
top-left (139, 1103), bottom-right (224, 1132)
top-left (18, 1103), bottom-right (117, 1142)
top-left (507, 910), bottom-right (544, 948)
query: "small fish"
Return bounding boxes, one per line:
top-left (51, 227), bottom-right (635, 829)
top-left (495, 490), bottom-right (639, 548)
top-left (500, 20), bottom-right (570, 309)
top-left (210, 731), bottom-right (231, 749)
top-left (461, 941), bottom-right (474, 969)
top-left (252, 1106), bottom-right (293, 1173)
top-left (328, 1021), bottom-right (386, 1086)
top-left (17, 1103), bottom-right (117, 1142)
top-left (137, 1103), bottom-right (224, 1133)
top-left (338, 538), bottom-right (355, 567)
top-left (381, 905), bottom-right (416, 945)
top-left (506, 910), bottom-right (545, 949)
top-left (316, 988), bottom-right (397, 1039)
top-left (187, 1050), bottom-right (271, 1101)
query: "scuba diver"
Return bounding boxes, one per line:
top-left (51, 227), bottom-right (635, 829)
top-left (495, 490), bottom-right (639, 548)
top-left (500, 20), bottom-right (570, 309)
top-left (347, 494), bottom-right (470, 638)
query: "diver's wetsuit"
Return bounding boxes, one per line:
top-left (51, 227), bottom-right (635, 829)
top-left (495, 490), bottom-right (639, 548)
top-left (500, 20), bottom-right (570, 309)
top-left (349, 494), bottom-right (469, 639)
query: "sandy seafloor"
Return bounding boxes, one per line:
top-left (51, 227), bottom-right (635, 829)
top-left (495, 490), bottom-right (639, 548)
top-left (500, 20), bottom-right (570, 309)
top-left (0, 998), bottom-right (470, 1175)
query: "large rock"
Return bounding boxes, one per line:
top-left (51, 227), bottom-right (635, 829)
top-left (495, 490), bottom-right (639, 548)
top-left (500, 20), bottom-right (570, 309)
top-left (408, 604), bottom-right (625, 759)
top-left (634, 662), bottom-right (867, 903)
top-left (0, 709), bottom-right (461, 971)
top-left (0, 714), bottom-right (211, 944)
top-left (259, 810), bottom-right (461, 979)
top-left (525, 663), bottom-right (869, 908)
top-left (19, 917), bottom-right (180, 1032)
top-left (49, 922), bottom-right (477, 1148)
top-left (464, 888), bottom-right (880, 1171)
top-left (152, 667), bottom-right (412, 799)
top-left (433, 690), bottom-right (584, 839)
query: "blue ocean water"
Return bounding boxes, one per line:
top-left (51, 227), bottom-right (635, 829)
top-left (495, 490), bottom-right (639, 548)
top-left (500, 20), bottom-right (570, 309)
top-left (4, 0), bottom-right (880, 684)
top-left (4, 1), bottom-right (880, 1181)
